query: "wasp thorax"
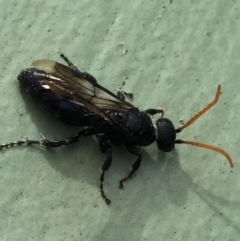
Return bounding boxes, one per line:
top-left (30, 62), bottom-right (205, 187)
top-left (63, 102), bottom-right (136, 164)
top-left (125, 110), bottom-right (144, 133)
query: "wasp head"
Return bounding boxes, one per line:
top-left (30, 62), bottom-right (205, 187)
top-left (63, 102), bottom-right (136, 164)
top-left (155, 118), bottom-right (176, 152)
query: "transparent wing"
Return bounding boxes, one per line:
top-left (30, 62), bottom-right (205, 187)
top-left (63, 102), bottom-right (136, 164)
top-left (32, 59), bottom-right (134, 131)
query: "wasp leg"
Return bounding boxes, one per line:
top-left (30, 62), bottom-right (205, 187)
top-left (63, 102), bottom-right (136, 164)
top-left (117, 90), bottom-right (125, 101)
top-left (117, 89), bottom-right (133, 101)
top-left (60, 53), bottom-right (80, 73)
top-left (40, 128), bottom-right (95, 148)
top-left (0, 128), bottom-right (95, 151)
top-left (119, 146), bottom-right (142, 189)
top-left (117, 80), bottom-right (133, 100)
top-left (145, 107), bottom-right (164, 118)
top-left (117, 81), bottom-right (134, 100)
top-left (0, 139), bottom-right (43, 150)
top-left (60, 53), bottom-right (96, 83)
top-left (98, 136), bottom-right (112, 205)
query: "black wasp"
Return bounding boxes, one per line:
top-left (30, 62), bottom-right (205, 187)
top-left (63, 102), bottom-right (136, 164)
top-left (0, 54), bottom-right (233, 204)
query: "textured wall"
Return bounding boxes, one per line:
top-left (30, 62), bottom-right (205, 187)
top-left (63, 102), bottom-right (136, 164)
top-left (0, 1), bottom-right (239, 241)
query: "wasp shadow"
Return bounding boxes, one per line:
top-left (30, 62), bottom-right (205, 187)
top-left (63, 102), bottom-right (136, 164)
top-left (97, 148), bottom-right (240, 241)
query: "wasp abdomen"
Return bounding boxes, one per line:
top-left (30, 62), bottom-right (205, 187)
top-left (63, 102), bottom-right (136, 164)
top-left (18, 68), bottom-right (98, 126)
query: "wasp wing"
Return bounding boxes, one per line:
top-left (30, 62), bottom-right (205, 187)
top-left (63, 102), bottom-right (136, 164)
top-left (32, 59), bottom-right (134, 131)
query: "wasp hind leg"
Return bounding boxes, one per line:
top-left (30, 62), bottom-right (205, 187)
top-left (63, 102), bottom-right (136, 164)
top-left (0, 128), bottom-right (95, 151)
top-left (39, 128), bottom-right (95, 148)
top-left (60, 53), bottom-right (96, 82)
top-left (60, 53), bottom-right (80, 73)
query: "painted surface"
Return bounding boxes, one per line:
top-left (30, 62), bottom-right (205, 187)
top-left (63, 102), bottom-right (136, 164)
top-left (0, 1), bottom-right (239, 240)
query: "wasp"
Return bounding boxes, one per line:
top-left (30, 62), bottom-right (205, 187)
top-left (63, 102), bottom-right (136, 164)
top-left (0, 54), bottom-right (233, 204)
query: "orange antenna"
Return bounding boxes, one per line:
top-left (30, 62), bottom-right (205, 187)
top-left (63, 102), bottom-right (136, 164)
top-left (176, 85), bottom-right (221, 133)
top-left (174, 85), bottom-right (233, 168)
top-left (175, 140), bottom-right (233, 168)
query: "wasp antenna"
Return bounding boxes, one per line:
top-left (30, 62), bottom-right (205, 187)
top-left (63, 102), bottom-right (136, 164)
top-left (175, 139), bottom-right (233, 168)
top-left (176, 85), bottom-right (221, 133)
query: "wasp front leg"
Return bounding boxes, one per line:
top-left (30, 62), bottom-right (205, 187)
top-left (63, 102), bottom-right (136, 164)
top-left (119, 146), bottom-right (142, 189)
top-left (145, 107), bottom-right (164, 118)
